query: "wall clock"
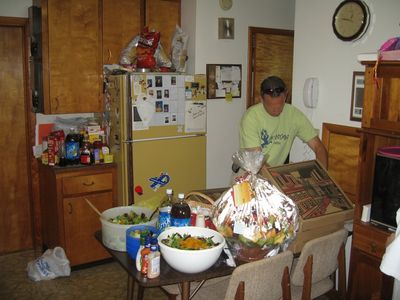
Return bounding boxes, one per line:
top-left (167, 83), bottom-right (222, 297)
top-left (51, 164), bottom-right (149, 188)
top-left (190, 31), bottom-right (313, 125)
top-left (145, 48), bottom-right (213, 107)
top-left (332, 0), bottom-right (370, 41)
top-left (219, 0), bottom-right (233, 11)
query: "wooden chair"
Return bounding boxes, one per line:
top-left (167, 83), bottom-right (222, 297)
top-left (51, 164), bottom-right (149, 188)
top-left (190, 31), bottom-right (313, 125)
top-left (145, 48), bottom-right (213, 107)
top-left (290, 228), bottom-right (348, 300)
top-left (162, 250), bottom-right (294, 300)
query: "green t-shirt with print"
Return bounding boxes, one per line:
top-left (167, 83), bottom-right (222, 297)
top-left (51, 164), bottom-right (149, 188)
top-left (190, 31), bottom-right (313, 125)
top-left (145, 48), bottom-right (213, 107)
top-left (239, 103), bottom-right (317, 166)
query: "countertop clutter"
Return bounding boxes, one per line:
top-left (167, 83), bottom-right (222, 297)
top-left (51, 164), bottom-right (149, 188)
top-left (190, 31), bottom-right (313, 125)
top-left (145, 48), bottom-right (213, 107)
top-left (40, 123), bottom-right (113, 167)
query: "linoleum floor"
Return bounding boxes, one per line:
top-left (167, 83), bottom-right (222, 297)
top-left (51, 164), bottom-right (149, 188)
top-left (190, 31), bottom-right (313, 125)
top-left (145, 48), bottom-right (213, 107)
top-left (0, 249), bottom-right (168, 300)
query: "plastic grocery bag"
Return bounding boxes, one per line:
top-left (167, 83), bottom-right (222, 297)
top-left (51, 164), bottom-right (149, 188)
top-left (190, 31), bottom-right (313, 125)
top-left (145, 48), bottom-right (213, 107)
top-left (27, 247), bottom-right (71, 281)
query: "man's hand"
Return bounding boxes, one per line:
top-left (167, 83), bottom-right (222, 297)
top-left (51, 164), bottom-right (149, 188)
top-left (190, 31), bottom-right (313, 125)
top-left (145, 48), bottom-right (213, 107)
top-left (307, 136), bottom-right (328, 169)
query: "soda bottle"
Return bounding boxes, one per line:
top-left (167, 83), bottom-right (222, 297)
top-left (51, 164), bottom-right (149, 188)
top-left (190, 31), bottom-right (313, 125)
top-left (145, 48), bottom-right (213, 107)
top-left (65, 128), bottom-right (80, 165)
top-left (170, 193), bottom-right (191, 227)
top-left (157, 189), bottom-right (174, 231)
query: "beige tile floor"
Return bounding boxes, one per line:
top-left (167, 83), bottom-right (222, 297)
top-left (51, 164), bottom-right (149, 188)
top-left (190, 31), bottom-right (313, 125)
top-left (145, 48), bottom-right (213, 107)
top-left (0, 249), bottom-right (168, 300)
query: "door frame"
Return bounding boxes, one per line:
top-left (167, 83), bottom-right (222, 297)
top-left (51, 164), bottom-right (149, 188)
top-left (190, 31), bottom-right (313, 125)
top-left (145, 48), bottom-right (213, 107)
top-left (246, 26), bottom-right (294, 108)
top-left (0, 17), bottom-right (41, 251)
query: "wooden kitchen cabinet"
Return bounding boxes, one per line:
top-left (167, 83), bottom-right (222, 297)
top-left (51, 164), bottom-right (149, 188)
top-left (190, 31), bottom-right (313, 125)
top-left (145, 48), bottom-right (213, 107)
top-left (362, 61), bottom-right (400, 132)
top-left (347, 60), bottom-right (399, 300)
top-left (146, 0), bottom-right (181, 56)
top-left (39, 163), bottom-right (117, 266)
top-left (34, 0), bottom-right (181, 112)
top-left (102, 0), bottom-right (142, 65)
top-left (102, 0), bottom-right (180, 65)
top-left (35, 0), bottom-right (103, 114)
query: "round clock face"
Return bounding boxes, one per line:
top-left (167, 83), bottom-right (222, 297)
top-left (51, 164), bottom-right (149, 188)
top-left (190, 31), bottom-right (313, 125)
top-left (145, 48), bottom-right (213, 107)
top-left (219, 0), bottom-right (233, 11)
top-left (332, 0), bottom-right (370, 41)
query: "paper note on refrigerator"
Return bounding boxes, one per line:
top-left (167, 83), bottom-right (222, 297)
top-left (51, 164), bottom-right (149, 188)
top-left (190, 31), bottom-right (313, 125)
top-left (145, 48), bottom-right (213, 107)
top-left (185, 101), bottom-right (206, 133)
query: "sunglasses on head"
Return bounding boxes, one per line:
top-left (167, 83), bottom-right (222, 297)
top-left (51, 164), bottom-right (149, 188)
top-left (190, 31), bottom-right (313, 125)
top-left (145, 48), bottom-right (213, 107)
top-left (263, 87), bottom-right (286, 97)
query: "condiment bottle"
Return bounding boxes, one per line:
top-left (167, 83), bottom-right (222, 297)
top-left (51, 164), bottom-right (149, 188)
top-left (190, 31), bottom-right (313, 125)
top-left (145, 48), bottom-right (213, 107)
top-left (140, 236), bottom-right (151, 275)
top-left (158, 189), bottom-right (174, 232)
top-left (147, 238), bottom-right (160, 279)
top-left (58, 139), bottom-right (68, 167)
top-left (135, 232), bottom-right (147, 271)
top-left (170, 193), bottom-right (191, 227)
top-left (80, 134), bottom-right (92, 165)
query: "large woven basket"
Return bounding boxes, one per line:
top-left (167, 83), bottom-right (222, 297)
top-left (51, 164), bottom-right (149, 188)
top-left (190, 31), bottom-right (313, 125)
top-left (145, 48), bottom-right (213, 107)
top-left (185, 191), bottom-right (215, 210)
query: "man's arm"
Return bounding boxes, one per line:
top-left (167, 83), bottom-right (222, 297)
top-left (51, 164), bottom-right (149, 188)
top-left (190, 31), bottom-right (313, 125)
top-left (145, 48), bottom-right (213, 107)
top-left (307, 136), bottom-right (328, 169)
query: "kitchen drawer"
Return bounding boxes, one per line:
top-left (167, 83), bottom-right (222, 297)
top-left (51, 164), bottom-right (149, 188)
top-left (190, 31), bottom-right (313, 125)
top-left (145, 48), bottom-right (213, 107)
top-left (62, 173), bottom-right (113, 195)
top-left (352, 223), bottom-right (388, 258)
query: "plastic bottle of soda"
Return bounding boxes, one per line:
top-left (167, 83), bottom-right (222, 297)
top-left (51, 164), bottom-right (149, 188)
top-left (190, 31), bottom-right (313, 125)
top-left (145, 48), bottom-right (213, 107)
top-left (65, 128), bottom-right (80, 165)
top-left (157, 189), bottom-right (174, 231)
top-left (170, 193), bottom-right (191, 227)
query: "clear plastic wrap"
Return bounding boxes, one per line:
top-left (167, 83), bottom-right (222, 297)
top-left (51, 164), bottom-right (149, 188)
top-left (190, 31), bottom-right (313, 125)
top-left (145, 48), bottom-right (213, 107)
top-left (119, 35), bottom-right (139, 67)
top-left (212, 150), bottom-right (299, 262)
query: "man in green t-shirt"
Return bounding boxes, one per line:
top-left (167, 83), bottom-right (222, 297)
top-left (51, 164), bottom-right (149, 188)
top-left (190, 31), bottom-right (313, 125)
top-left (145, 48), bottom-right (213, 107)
top-left (239, 76), bottom-right (327, 170)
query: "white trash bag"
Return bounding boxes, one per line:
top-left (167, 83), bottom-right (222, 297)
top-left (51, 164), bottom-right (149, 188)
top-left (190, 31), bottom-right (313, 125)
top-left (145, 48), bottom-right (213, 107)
top-left (27, 247), bottom-right (71, 281)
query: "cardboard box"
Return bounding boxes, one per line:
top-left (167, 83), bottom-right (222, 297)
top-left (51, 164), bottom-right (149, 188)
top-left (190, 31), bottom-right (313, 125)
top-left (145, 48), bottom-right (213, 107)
top-left (260, 160), bottom-right (354, 253)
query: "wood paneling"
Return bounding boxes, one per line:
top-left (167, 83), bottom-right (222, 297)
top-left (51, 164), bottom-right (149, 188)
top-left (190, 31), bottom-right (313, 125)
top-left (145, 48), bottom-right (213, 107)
top-left (0, 21), bottom-right (32, 253)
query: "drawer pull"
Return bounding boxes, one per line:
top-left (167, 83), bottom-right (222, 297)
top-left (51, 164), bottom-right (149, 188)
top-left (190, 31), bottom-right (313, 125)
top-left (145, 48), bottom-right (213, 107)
top-left (370, 242), bottom-right (377, 253)
top-left (83, 181), bottom-right (95, 186)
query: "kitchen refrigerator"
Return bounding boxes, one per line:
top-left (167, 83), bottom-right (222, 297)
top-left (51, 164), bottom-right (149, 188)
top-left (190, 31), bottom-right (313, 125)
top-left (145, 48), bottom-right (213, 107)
top-left (105, 72), bottom-right (207, 209)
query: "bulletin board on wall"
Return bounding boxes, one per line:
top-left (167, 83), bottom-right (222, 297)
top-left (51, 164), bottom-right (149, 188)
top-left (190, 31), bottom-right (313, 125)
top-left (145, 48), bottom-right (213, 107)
top-left (206, 64), bottom-right (242, 99)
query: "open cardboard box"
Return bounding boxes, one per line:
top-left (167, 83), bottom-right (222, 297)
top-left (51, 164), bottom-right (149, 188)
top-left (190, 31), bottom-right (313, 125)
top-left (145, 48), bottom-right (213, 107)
top-left (260, 159), bottom-right (354, 253)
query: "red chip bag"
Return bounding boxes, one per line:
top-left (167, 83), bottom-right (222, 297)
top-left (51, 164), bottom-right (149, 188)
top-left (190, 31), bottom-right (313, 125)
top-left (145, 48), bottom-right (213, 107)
top-left (136, 27), bottom-right (160, 69)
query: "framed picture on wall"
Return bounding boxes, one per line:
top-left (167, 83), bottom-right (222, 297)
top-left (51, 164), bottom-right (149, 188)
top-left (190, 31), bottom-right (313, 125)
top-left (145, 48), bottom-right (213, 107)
top-left (350, 71), bottom-right (365, 122)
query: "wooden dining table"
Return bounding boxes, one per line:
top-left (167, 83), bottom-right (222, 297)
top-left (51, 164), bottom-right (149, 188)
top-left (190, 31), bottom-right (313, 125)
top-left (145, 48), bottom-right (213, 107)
top-left (95, 231), bottom-right (235, 300)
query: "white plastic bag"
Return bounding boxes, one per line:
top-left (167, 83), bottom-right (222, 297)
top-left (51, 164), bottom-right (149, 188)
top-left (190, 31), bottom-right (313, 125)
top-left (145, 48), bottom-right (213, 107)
top-left (27, 247), bottom-right (71, 281)
top-left (171, 25), bottom-right (188, 72)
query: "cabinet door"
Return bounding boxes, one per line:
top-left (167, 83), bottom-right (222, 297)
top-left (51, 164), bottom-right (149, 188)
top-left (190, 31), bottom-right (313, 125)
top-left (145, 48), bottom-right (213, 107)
top-left (146, 0), bottom-right (181, 56)
top-left (348, 247), bottom-right (393, 300)
top-left (63, 192), bottom-right (112, 266)
top-left (362, 63), bottom-right (400, 132)
top-left (42, 0), bottom-right (102, 113)
top-left (102, 0), bottom-right (142, 65)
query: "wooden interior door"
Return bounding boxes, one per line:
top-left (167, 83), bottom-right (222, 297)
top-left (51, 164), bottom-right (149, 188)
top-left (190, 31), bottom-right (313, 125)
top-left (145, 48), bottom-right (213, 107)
top-left (0, 18), bottom-right (33, 254)
top-left (247, 27), bottom-right (294, 107)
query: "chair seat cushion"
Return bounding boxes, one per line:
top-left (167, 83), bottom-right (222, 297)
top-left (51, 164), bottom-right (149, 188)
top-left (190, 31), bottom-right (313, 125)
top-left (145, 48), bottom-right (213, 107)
top-left (291, 277), bottom-right (334, 300)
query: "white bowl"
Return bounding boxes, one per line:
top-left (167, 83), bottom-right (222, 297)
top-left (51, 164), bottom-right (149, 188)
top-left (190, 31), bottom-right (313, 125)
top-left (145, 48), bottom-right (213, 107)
top-left (100, 206), bottom-right (157, 251)
top-left (157, 226), bottom-right (225, 274)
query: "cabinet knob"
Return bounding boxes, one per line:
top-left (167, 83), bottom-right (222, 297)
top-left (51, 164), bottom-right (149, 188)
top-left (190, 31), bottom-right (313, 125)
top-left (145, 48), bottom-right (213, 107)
top-left (68, 202), bottom-right (72, 214)
top-left (83, 181), bottom-right (95, 186)
top-left (370, 242), bottom-right (377, 254)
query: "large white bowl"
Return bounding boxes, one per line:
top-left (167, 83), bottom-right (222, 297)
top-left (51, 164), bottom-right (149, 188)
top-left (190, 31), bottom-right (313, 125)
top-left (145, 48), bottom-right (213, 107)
top-left (101, 206), bottom-right (157, 251)
top-left (158, 226), bottom-right (225, 274)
